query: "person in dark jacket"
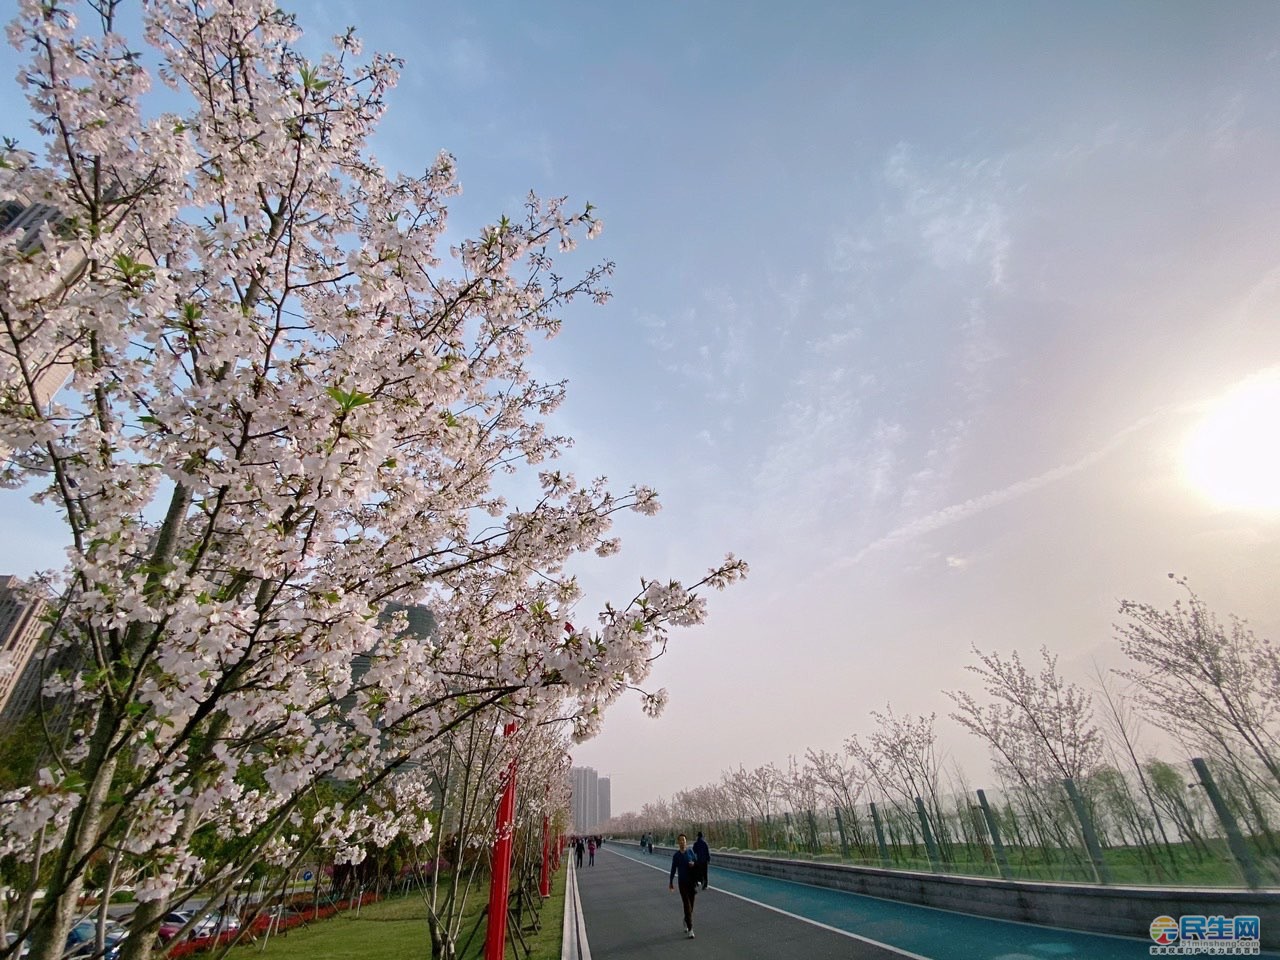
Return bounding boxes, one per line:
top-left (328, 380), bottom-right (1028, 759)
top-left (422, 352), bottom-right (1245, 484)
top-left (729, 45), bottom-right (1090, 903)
top-left (668, 833), bottom-right (698, 938)
top-left (692, 831), bottom-right (711, 890)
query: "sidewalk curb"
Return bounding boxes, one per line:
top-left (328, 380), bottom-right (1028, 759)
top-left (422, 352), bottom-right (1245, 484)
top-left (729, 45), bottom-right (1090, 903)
top-left (560, 857), bottom-right (592, 960)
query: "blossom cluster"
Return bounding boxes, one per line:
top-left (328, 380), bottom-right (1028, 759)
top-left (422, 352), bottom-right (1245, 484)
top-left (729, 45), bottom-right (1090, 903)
top-left (0, 2), bottom-right (744, 957)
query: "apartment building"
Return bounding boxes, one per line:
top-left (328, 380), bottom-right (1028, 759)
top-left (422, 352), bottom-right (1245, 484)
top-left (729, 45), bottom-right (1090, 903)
top-left (570, 766), bottom-right (611, 833)
top-left (0, 574), bottom-right (49, 724)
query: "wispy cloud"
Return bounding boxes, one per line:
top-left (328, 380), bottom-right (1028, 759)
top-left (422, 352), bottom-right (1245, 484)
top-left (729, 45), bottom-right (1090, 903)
top-left (790, 145), bottom-right (1016, 534)
top-left (643, 287), bottom-right (758, 407)
top-left (882, 143), bottom-right (1011, 290)
top-left (845, 409), bottom-right (1171, 565)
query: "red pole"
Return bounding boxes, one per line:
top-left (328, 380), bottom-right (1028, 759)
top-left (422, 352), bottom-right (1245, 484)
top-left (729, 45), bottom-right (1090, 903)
top-left (484, 723), bottom-right (518, 960)
top-left (539, 814), bottom-right (551, 897)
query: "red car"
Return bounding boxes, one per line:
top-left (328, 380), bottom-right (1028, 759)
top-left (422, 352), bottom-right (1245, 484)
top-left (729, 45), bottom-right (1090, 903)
top-left (156, 912), bottom-right (192, 944)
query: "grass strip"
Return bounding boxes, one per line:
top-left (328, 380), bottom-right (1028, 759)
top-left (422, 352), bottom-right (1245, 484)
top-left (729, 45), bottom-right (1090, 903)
top-left (222, 866), bottom-right (566, 960)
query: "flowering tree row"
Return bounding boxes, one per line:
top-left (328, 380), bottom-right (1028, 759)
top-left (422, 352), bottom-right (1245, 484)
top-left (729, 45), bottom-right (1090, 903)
top-left (607, 578), bottom-right (1280, 885)
top-left (0, 3), bottom-right (746, 959)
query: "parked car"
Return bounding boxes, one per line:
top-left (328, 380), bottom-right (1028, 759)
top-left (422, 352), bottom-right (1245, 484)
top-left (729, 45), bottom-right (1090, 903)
top-left (63, 919), bottom-right (128, 959)
top-left (156, 912), bottom-right (192, 944)
top-left (190, 912), bottom-right (239, 940)
top-left (100, 921), bottom-right (128, 960)
top-left (63, 921), bottom-right (96, 958)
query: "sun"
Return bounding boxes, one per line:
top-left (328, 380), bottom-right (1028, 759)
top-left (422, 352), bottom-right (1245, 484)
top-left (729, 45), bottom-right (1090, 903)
top-left (1182, 372), bottom-right (1280, 513)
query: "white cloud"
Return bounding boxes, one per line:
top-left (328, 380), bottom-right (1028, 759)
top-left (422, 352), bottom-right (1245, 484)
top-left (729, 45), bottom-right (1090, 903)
top-left (882, 144), bottom-right (1011, 290)
top-left (845, 408), bottom-right (1171, 566)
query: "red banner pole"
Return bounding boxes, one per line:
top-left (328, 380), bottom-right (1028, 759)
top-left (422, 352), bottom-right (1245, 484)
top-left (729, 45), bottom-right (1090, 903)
top-left (484, 722), bottom-right (518, 960)
top-left (539, 813), bottom-right (551, 897)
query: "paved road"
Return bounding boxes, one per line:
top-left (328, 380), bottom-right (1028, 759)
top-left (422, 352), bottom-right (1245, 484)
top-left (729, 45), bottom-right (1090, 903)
top-left (574, 846), bottom-right (908, 959)
top-left (574, 845), bottom-right (1276, 959)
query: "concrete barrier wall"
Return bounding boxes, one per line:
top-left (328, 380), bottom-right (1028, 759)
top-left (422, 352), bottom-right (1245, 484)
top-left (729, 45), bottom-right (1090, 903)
top-left (645, 844), bottom-right (1280, 949)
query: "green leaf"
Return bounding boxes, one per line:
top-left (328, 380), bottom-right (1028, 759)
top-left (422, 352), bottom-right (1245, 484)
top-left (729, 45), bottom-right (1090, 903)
top-left (299, 64), bottom-right (330, 92)
top-left (111, 252), bottom-right (153, 284)
top-left (324, 385), bottom-right (374, 413)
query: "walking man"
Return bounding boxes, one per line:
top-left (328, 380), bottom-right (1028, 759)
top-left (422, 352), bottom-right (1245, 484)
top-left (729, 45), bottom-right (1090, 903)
top-left (692, 831), bottom-right (711, 890)
top-left (668, 833), bottom-right (699, 939)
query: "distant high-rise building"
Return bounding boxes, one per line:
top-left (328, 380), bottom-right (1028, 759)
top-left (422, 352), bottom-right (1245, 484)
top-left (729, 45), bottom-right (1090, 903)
top-left (1, 189), bottom-right (141, 457)
top-left (597, 777), bottom-right (611, 826)
top-left (0, 575), bottom-right (49, 724)
top-left (570, 766), bottom-right (611, 832)
top-left (0, 194), bottom-right (86, 421)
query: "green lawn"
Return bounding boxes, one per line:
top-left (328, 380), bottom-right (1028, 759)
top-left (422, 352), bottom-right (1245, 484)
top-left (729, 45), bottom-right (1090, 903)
top-left (222, 867), bottom-right (565, 960)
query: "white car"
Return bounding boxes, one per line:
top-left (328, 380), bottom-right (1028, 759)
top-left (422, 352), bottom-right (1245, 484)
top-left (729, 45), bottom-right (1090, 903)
top-left (190, 912), bottom-right (240, 940)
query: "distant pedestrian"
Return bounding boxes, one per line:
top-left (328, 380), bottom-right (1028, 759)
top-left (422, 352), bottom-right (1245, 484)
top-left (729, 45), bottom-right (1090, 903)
top-left (588, 837), bottom-right (596, 866)
top-left (668, 833), bottom-right (698, 938)
top-left (692, 831), bottom-right (711, 890)
top-left (575, 837), bottom-right (584, 868)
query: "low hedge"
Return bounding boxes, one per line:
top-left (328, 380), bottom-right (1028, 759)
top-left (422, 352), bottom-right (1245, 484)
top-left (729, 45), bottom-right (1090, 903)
top-left (166, 893), bottom-right (380, 958)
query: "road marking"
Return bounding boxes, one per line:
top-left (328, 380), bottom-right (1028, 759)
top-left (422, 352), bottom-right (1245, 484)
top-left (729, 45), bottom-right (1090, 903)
top-left (603, 847), bottom-right (931, 960)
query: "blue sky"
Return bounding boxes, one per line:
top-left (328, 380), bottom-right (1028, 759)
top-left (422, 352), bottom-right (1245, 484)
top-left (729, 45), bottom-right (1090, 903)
top-left (5, 1), bottom-right (1280, 813)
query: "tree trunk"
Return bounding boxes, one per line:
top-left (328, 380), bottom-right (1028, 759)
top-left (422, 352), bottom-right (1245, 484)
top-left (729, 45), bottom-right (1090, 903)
top-left (30, 747), bottom-right (118, 960)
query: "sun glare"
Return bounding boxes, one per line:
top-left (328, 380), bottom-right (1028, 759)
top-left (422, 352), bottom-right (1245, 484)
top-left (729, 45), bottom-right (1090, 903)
top-left (1182, 373), bottom-right (1280, 513)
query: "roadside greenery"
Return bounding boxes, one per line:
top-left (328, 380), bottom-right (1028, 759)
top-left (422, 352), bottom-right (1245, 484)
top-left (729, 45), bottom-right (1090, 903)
top-left (611, 579), bottom-right (1280, 889)
top-left (220, 867), bottom-right (565, 960)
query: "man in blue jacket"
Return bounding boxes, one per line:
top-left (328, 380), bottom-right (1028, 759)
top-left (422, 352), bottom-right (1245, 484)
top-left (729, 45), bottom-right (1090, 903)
top-left (692, 831), bottom-right (711, 890)
top-left (669, 833), bottom-right (698, 938)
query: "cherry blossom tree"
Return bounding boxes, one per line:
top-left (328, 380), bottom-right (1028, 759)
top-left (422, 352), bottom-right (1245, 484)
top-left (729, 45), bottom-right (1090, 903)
top-left (804, 747), bottom-right (869, 855)
top-left (1117, 576), bottom-right (1280, 791)
top-left (946, 645), bottom-right (1103, 873)
top-left (0, 3), bottom-right (745, 959)
top-left (947, 645), bottom-right (1102, 787)
top-left (846, 708), bottom-right (951, 858)
top-left (804, 747), bottom-right (867, 820)
top-left (671, 783), bottom-right (727, 827)
top-left (724, 764), bottom-right (783, 845)
top-left (779, 756), bottom-right (822, 852)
